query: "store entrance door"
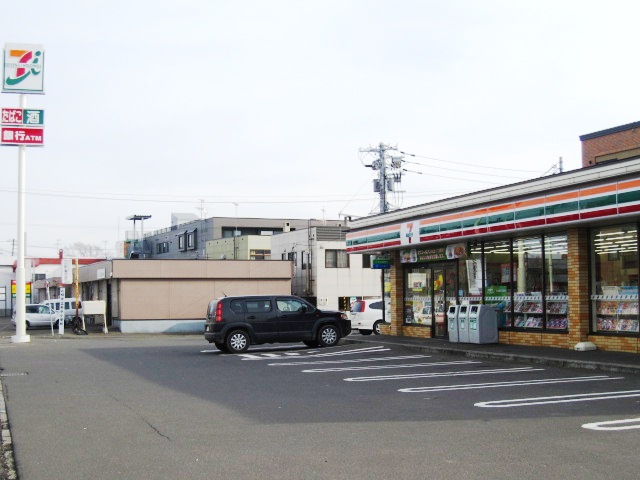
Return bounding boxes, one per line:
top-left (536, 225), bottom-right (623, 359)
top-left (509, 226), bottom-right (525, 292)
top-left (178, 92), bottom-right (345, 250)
top-left (432, 263), bottom-right (457, 338)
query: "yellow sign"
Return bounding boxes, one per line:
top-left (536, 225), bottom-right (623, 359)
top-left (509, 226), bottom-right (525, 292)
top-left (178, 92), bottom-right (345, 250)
top-left (10, 280), bottom-right (31, 295)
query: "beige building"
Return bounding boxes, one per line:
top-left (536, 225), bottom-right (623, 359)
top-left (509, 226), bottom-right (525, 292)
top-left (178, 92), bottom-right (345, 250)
top-left (205, 235), bottom-right (272, 260)
top-left (78, 259), bottom-right (293, 333)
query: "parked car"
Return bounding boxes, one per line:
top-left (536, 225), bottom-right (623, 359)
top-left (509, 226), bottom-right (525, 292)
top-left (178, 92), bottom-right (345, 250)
top-left (204, 295), bottom-right (351, 353)
top-left (40, 298), bottom-right (83, 325)
top-left (11, 304), bottom-right (57, 329)
top-left (349, 298), bottom-right (389, 335)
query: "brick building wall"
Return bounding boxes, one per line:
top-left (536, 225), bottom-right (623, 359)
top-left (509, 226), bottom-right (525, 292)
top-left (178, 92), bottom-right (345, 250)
top-left (581, 121), bottom-right (640, 167)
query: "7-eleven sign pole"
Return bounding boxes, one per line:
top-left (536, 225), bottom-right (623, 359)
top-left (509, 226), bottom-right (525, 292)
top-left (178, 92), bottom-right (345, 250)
top-left (12, 93), bottom-right (30, 343)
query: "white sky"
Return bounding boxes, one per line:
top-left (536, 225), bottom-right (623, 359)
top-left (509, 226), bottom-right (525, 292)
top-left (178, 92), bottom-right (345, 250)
top-left (1, 0), bottom-right (640, 257)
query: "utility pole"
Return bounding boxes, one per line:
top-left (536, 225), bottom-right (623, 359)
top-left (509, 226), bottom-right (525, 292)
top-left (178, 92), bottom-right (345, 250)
top-left (360, 142), bottom-right (404, 213)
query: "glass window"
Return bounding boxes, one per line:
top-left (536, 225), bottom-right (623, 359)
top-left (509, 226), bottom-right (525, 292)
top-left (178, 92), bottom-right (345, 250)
top-left (277, 298), bottom-right (306, 312)
top-left (591, 224), bottom-right (638, 334)
top-left (544, 234), bottom-right (568, 330)
top-left (512, 237), bottom-right (543, 329)
top-left (404, 267), bottom-right (432, 326)
top-left (325, 250), bottom-right (349, 268)
top-left (461, 243), bottom-right (482, 304)
top-left (484, 239), bottom-right (513, 327)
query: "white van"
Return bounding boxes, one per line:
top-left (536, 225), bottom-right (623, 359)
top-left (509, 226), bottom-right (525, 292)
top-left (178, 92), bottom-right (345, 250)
top-left (40, 298), bottom-right (83, 325)
top-left (349, 298), bottom-right (389, 335)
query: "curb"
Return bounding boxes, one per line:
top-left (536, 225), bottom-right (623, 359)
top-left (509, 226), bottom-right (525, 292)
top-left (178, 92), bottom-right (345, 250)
top-left (0, 380), bottom-right (17, 479)
top-left (342, 337), bottom-right (640, 375)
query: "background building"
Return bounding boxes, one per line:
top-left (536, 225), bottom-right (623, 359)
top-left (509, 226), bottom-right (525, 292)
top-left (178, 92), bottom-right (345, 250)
top-left (270, 225), bottom-right (381, 311)
top-left (140, 215), bottom-right (345, 259)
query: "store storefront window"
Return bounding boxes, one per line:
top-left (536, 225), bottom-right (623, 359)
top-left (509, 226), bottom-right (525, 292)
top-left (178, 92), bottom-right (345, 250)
top-left (484, 239), bottom-right (513, 327)
top-left (404, 267), bottom-right (432, 326)
top-left (544, 235), bottom-right (568, 330)
top-left (591, 224), bottom-right (639, 334)
top-left (512, 237), bottom-right (543, 329)
top-left (460, 243), bottom-right (482, 304)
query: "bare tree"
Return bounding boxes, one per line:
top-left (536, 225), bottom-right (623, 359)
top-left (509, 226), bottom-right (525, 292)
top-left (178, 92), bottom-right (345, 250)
top-left (63, 242), bottom-right (106, 258)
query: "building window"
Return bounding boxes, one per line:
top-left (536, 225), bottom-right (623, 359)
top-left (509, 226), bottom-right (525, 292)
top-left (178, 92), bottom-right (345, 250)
top-left (484, 239), bottom-right (513, 328)
top-left (591, 224), bottom-right (638, 334)
top-left (187, 230), bottom-right (196, 250)
top-left (544, 234), bottom-right (568, 330)
top-left (178, 235), bottom-right (185, 251)
top-left (484, 234), bottom-right (567, 331)
top-left (325, 249), bottom-right (349, 268)
top-left (250, 249), bottom-right (271, 260)
top-left (403, 267), bottom-right (431, 325)
top-left (156, 242), bottom-right (169, 254)
top-left (512, 237), bottom-right (544, 329)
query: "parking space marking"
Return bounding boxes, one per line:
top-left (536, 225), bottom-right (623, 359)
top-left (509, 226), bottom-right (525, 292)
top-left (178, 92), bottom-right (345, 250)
top-left (399, 375), bottom-right (621, 393)
top-left (302, 360), bottom-right (481, 373)
top-left (344, 366), bottom-right (542, 382)
top-left (475, 389), bottom-right (640, 408)
top-left (582, 417), bottom-right (640, 431)
top-left (268, 354), bottom-right (431, 366)
top-left (239, 345), bottom-right (389, 360)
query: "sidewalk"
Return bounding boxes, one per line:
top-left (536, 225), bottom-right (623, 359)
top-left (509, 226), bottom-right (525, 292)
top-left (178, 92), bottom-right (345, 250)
top-left (343, 334), bottom-right (640, 375)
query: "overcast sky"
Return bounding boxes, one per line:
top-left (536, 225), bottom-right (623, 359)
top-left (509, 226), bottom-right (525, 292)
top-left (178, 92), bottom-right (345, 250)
top-left (1, 0), bottom-right (639, 258)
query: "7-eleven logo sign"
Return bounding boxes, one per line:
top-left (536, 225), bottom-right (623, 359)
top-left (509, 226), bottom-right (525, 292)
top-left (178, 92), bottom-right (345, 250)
top-left (3, 43), bottom-right (45, 94)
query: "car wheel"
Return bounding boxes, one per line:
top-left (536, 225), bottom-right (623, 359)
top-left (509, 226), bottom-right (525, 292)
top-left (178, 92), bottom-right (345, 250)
top-left (303, 340), bottom-right (319, 348)
top-left (359, 329), bottom-right (372, 336)
top-left (25, 321), bottom-right (31, 330)
top-left (317, 325), bottom-right (340, 347)
top-left (373, 321), bottom-right (383, 335)
top-left (225, 330), bottom-right (250, 353)
top-left (214, 342), bottom-right (228, 353)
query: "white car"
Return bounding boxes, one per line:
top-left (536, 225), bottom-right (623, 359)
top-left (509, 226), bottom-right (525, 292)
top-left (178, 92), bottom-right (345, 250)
top-left (349, 298), bottom-right (389, 335)
top-left (11, 304), bottom-right (57, 329)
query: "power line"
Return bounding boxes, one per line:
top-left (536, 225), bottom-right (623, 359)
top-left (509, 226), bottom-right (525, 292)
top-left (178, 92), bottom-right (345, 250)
top-left (398, 150), bottom-right (544, 173)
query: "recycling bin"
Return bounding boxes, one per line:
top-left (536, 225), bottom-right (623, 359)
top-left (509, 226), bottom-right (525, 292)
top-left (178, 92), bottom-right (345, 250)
top-left (447, 305), bottom-right (459, 343)
top-left (457, 305), bottom-right (470, 343)
top-left (468, 305), bottom-right (499, 344)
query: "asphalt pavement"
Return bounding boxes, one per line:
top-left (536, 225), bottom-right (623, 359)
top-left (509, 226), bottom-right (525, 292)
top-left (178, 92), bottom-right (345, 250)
top-left (1, 321), bottom-right (640, 479)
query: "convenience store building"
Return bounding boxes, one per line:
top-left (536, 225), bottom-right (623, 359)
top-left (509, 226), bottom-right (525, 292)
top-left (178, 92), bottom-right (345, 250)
top-left (346, 121), bottom-right (640, 354)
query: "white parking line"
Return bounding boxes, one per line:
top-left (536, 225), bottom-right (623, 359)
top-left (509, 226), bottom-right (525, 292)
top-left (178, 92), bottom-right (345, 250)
top-left (399, 375), bottom-right (622, 393)
top-left (582, 417), bottom-right (640, 431)
top-left (475, 390), bottom-right (640, 408)
top-left (302, 360), bottom-right (481, 373)
top-left (268, 354), bottom-right (431, 366)
top-left (344, 366), bottom-right (542, 382)
top-left (239, 345), bottom-right (388, 360)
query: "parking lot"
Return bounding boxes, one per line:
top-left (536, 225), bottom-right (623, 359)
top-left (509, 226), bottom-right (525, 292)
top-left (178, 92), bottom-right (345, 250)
top-left (1, 334), bottom-right (639, 479)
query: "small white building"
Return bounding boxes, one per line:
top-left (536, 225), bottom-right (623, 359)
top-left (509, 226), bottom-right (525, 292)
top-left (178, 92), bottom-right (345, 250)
top-left (270, 226), bottom-right (381, 311)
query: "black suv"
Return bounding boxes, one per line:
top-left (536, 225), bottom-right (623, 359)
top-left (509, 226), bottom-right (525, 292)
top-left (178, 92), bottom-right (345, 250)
top-left (204, 295), bottom-right (351, 353)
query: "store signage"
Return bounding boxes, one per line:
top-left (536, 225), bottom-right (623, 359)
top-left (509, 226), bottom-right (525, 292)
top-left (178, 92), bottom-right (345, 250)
top-left (1, 125), bottom-right (44, 145)
top-left (1, 108), bottom-right (44, 125)
top-left (372, 256), bottom-right (391, 269)
top-left (401, 247), bottom-right (448, 263)
top-left (3, 43), bottom-right (45, 94)
top-left (10, 280), bottom-right (31, 298)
